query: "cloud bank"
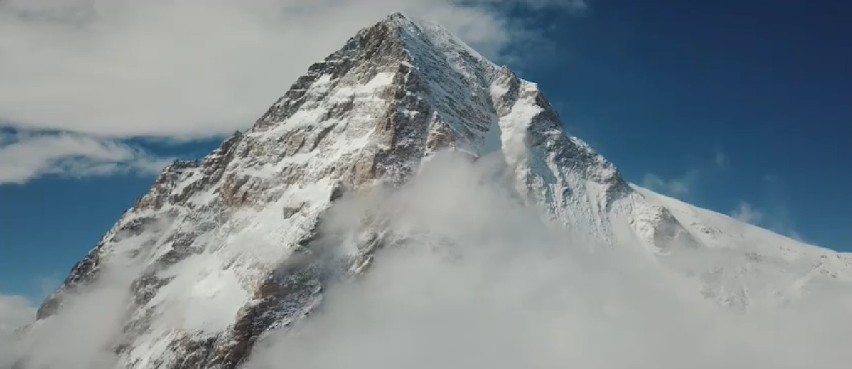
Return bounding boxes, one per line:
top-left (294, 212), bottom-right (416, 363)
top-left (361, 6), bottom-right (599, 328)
top-left (3, 153), bottom-right (852, 368)
top-left (244, 154), bottom-right (851, 369)
top-left (0, 0), bottom-right (582, 138)
top-left (0, 0), bottom-right (584, 183)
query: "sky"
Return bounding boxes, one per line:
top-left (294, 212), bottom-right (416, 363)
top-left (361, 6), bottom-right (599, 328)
top-left (0, 0), bottom-right (850, 304)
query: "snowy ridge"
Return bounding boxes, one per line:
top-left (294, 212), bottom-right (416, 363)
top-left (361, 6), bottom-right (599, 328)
top-left (20, 12), bottom-right (852, 369)
top-left (636, 186), bottom-right (852, 310)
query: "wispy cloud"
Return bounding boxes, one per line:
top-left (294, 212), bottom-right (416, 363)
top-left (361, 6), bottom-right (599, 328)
top-left (729, 201), bottom-right (764, 224)
top-left (0, 131), bottom-right (172, 184)
top-left (641, 170), bottom-right (699, 196)
top-left (728, 178), bottom-right (805, 242)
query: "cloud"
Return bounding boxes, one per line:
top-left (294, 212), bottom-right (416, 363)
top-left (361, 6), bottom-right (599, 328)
top-left (641, 170), bottom-right (699, 196)
top-left (0, 294), bottom-right (35, 368)
top-left (729, 197), bottom-right (804, 242)
top-left (6, 252), bottom-right (142, 369)
top-left (244, 153), bottom-right (852, 369)
top-left (0, 294), bottom-right (34, 333)
top-left (0, 0), bottom-right (581, 140)
top-left (5, 153), bottom-right (851, 368)
top-left (0, 131), bottom-right (172, 184)
top-left (730, 201), bottom-right (764, 224)
top-left (0, 0), bottom-right (585, 182)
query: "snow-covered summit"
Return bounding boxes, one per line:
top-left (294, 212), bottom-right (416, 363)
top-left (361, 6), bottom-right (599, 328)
top-left (19, 13), bottom-right (852, 369)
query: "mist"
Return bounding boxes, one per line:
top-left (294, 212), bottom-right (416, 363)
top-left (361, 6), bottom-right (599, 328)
top-left (246, 153), bottom-right (852, 369)
top-left (3, 153), bottom-right (851, 368)
top-left (4, 254), bottom-right (140, 369)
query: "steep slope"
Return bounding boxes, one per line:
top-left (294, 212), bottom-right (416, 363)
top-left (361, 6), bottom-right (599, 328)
top-left (636, 187), bottom-right (852, 310)
top-left (21, 12), bottom-right (852, 369)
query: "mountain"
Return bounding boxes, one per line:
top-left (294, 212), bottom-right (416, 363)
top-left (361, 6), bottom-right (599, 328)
top-left (18, 13), bottom-right (852, 369)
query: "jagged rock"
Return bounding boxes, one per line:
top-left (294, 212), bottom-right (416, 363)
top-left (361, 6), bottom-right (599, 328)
top-left (28, 12), bottom-right (852, 369)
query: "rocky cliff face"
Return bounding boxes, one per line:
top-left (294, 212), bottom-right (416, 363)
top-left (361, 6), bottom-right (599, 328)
top-left (26, 13), bottom-right (852, 369)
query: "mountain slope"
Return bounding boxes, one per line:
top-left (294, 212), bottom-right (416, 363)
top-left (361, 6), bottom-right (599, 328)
top-left (18, 13), bottom-right (852, 369)
top-left (637, 187), bottom-right (852, 310)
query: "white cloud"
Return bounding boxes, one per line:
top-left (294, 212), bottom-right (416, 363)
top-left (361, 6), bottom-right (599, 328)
top-left (5, 153), bottom-right (851, 368)
top-left (0, 0), bottom-right (580, 140)
top-left (783, 229), bottom-right (804, 242)
top-left (641, 170), bottom-right (699, 196)
top-left (0, 294), bottom-right (35, 368)
top-left (0, 294), bottom-right (34, 333)
top-left (730, 201), bottom-right (764, 224)
top-left (0, 0), bottom-right (584, 182)
top-left (0, 131), bottom-right (172, 184)
top-left (3, 251), bottom-right (146, 369)
top-left (244, 153), bottom-right (852, 369)
top-left (729, 199), bottom-right (805, 242)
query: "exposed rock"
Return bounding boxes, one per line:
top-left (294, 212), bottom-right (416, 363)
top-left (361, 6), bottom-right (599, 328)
top-left (28, 12), bottom-right (852, 369)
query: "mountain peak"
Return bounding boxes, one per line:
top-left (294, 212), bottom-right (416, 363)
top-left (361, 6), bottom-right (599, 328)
top-left (22, 13), bottom-right (852, 369)
top-left (372, 11), bottom-right (496, 69)
top-left (32, 15), bottom-right (639, 368)
top-left (382, 11), bottom-right (412, 23)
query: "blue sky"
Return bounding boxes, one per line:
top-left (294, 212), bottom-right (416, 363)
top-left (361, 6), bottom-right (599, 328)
top-left (523, 0), bottom-right (852, 249)
top-left (1, 0), bottom-right (850, 301)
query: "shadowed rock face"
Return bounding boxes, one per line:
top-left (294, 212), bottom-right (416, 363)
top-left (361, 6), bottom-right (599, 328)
top-left (31, 13), bottom-right (695, 369)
